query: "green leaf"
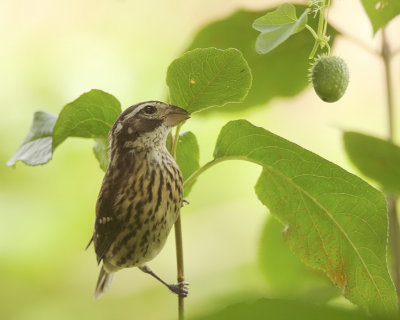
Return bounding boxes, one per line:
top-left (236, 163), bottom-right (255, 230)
top-left (93, 137), bottom-right (109, 172)
top-left (166, 48), bottom-right (252, 113)
top-left (7, 111), bottom-right (57, 166)
top-left (343, 131), bottom-right (400, 194)
top-left (361, 0), bottom-right (400, 34)
top-left (8, 90), bottom-right (121, 169)
top-left (260, 216), bottom-right (338, 302)
top-left (213, 120), bottom-right (397, 316)
top-left (191, 298), bottom-right (374, 320)
top-left (52, 89), bottom-right (121, 148)
top-left (187, 7), bottom-right (337, 113)
top-left (252, 4), bottom-right (300, 32)
top-left (253, 4), bottom-right (308, 54)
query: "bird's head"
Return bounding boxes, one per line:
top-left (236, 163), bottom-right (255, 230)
top-left (109, 101), bottom-right (190, 151)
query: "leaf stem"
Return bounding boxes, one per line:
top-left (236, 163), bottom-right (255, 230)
top-left (305, 24), bottom-right (319, 40)
top-left (309, 37), bottom-right (320, 59)
top-left (171, 123), bottom-right (185, 320)
top-left (184, 159), bottom-right (222, 188)
top-left (382, 28), bottom-right (400, 304)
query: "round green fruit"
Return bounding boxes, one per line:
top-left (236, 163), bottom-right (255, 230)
top-left (311, 56), bottom-right (349, 103)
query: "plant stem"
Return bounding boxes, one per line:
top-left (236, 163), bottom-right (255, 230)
top-left (308, 0), bottom-right (331, 59)
top-left (309, 37), bottom-right (320, 59)
top-left (171, 123), bottom-right (185, 320)
top-left (382, 28), bottom-right (400, 303)
top-left (322, 0), bottom-right (330, 38)
top-left (184, 159), bottom-right (220, 188)
top-left (316, 0), bottom-right (326, 38)
top-left (174, 215), bottom-right (185, 320)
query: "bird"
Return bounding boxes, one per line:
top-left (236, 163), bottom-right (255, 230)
top-left (87, 101), bottom-right (190, 300)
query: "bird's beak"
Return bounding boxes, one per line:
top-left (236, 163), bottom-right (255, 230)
top-left (164, 105), bottom-right (190, 127)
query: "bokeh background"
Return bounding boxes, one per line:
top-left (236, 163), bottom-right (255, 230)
top-left (1, 0), bottom-right (399, 319)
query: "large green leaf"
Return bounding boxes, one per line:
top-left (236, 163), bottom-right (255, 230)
top-left (186, 7), bottom-right (337, 113)
top-left (52, 89), bottom-right (121, 148)
top-left (191, 298), bottom-right (377, 320)
top-left (361, 0), bottom-right (400, 34)
top-left (7, 111), bottom-right (57, 166)
top-left (343, 131), bottom-right (400, 194)
top-left (253, 4), bottom-right (308, 54)
top-left (166, 48), bottom-right (252, 113)
top-left (212, 120), bottom-right (397, 316)
top-left (260, 216), bottom-right (338, 301)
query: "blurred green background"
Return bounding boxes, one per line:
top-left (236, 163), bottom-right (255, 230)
top-left (1, 0), bottom-right (399, 319)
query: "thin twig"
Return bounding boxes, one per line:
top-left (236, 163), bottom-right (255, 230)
top-left (382, 28), bottom-right (400, 304)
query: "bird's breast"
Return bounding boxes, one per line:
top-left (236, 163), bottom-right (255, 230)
top-left (105, 149), bottom-right (183, 268)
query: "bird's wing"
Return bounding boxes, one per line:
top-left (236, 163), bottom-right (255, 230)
top-left (93, 186), bottom-right (123, 265)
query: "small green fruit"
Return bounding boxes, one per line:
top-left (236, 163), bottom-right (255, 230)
top-left (311, 55), bottom-right (349, 103)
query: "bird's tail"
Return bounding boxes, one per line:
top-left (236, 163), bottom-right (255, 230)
top-left (94, 265), bottom-right (114, 300)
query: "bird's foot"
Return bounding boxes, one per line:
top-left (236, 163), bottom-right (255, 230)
top-left (167, 282), bottom-right (189, 297)
top-left (182, 198), bottom-right (190, 206)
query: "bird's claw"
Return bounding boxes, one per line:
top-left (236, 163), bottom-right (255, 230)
top-left (167, 281), bottom-right (189, 297)
top-left (182, 198), bottom-right (190, 206)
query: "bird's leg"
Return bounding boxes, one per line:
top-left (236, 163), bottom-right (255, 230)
top-left (139, 264), bottom-right (189, 297)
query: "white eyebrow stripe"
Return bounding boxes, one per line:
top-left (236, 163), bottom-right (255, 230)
top-left (123, 103), bottom-right (149, 120)
top-left (124, 102), bottom-right (155, 120)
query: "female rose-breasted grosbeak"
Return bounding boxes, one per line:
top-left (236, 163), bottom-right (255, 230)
top-left (87, 101), bottom-right (190, 299)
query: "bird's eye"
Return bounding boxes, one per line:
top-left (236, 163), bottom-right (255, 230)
top-left (143, 105), bottom-right (157, 115)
